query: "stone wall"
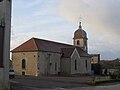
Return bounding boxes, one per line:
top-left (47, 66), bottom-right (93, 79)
top-left (71, 49), bottom-right (91, 74)
top-left (12, 52), bottom-right (38, 76)
top-left (38, 52), bottom-right (61, 75)
top-left (61, 58), bottom-right (70, 74)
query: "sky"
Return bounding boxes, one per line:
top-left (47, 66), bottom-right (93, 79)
top-left (11, 0), bottom-right (120, 60)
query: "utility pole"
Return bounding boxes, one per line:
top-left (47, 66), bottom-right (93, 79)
top-left (0, 0), bottom-right (12, 89)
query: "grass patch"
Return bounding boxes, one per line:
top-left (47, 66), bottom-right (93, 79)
top-left (86, 79), bottom-right (120, 85)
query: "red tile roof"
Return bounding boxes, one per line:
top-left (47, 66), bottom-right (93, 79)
top-left (12, 38), bottom-right (38, 52)
top-left (12, 38), bottom-right (90, 57)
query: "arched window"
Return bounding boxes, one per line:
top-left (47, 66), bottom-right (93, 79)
top-left (75, 60), bottom-right (77, 70)
top-left (55, 62), bottom-right (57, 71)
top-left (22, 59), bottom-right (26, 69)
top-left (85, 60), bottom-right (87, 69)
top-left (77, 40), bottom-right (80, 45)
top-left (84, 41), bottom-right (87, 51)
top-left (22, 71), bottom-right (25, 75)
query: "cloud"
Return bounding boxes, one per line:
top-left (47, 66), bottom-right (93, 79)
top-left (59, 0), bottom-right (120, 59)
top-left (11, 0), bottom-right (120, 60)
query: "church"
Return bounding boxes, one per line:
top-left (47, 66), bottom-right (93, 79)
top-left (12, 22), bottom-right (96, 76)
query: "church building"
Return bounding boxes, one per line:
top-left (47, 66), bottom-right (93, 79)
top-left (12, 22), bottom-right (92, 76)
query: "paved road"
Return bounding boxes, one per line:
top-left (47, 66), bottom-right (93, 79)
top-left (10, 76), bottom-right (91, 90)
top-left (10, 76), bottom-right (120, 90)
top-left (44, 84), bottom-right (120, 90)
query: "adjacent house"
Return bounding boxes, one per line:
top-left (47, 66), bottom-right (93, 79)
top-left (90, 54), bottom-right (101, 75)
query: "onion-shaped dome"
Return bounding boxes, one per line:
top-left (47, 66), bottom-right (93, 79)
top-left (73, 22), bottom-right (87, 39)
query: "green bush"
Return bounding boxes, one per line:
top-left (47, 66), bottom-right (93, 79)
top-left (111, 70), bottom-right (120, 79)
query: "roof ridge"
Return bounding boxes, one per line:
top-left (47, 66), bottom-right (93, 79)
top-left (32, 38), bottom-right (39, 51)
top-left (11, 38), bottom-right (38, 52)
top-left (12, 37), bottom-right (89, 57)
top-left (33, 37), bottom-right (73, 47)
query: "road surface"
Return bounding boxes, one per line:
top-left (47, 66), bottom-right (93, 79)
top-left (10, 76), bottom-right (120, 90)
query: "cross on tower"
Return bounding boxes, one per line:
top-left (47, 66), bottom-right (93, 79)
top-left (79, 16), bottom-right (82, 29)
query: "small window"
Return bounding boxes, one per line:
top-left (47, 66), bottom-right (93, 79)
top-left (77, 40), bottom-right (80, 45)
top-left (22, 71), bottom-right (25, 75)
top-left (9, 70), bottom-right (14, 72)
top-left (75, 60), bottom-right (77, 70)
top-left (22, 59), bottom-right (26, 69)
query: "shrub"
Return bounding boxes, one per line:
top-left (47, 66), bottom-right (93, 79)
top-left (111, 70), bottom-right (120, 79)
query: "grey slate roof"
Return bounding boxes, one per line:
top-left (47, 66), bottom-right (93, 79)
top-left (12, 38), bottom-right (90, 57)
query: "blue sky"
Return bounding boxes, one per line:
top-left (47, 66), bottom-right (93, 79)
top-left (11, 0), bottom-right (120, 60)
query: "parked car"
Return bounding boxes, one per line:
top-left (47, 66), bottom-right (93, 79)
top-left (9, 69), bottom-right (15, 78)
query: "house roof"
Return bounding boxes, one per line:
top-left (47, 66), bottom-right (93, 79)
top-left (76, 47), bottom-right (90, 57)
top-left (61, 48), bottom-right (75, 58)
top-left (34, 38), bottom-right (73, 53)
top-left (90, 54), bottom-right (100, 56)
top-left (12, 38), bottom-right (90, 57)
top-left (12, 38), bottom-right (38, 52)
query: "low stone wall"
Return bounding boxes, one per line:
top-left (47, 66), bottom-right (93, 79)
top-left (95, 76), bottom-right (111, 81)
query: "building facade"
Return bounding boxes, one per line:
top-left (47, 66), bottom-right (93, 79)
top-left (12, 23), bottom-right (93, 76)
top-left (61, 48), bottom-right (91, 75)
top-left (12, 37), bottom-right (91, 76)
top-left (91, 54), bottom-right (100, 64)
top-left (0, 0), bottom-right (12, 89)
top-left (90, 54), bottom-right (101, 75)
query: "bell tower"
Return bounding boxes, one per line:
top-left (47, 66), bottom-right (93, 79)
top-left (73, 22), bottom-right (88, 52)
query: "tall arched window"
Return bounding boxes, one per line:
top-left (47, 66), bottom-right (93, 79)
top-left (77, 40), bottom-right (80, 45)
top-left (75, 60), bottom-right (77, 70)
top-left (22, 59), bottom-right (26, 69)
top-left (55, 62), bottom-right (57, 71)
top-left (85, 60), bottom-right (87, 69)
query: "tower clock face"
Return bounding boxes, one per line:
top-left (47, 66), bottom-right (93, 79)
top-left (0, 0), bottom-right (3, 2)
